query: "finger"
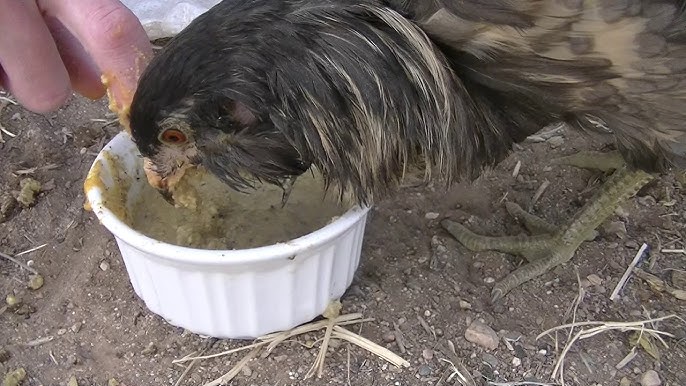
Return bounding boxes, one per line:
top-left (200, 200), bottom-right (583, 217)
top-left (44, 16), bottom-right (105, 100)
top-left (41, 0), bottom-right (153, 110)
top-left (0, 0), bottom-right (71, 113)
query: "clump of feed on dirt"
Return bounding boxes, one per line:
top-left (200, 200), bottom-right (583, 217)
top-left (15, 178), bottom-right (41, 207)
top-left (2, 368), bottom-right (26, 386)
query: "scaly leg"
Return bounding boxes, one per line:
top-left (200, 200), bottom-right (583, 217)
top-left (441, 151), bottom-right (654, 302)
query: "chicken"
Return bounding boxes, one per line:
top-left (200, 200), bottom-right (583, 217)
top-left (128, 0), bottom-right (686, 301)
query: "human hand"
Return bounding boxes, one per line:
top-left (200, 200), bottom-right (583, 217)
top-left (0, 0), bottom-right (153, 113)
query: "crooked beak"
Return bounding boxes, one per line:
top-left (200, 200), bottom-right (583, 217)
top-left (143, 158), bottom-right (175, 205)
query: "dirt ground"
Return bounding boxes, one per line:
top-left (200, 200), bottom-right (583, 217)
top-left (1, 84), bottom-right (685, 386)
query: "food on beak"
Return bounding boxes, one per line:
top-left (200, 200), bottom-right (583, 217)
top-left (142, 157), bottom-right (203, 207)
top-left (143, 158), bottom-right (166, 191)
top-left (142, 157), bottom-right (174, 204)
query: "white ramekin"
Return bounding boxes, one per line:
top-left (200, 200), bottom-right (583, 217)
top-left (84, 132), bottom-right (370, 339)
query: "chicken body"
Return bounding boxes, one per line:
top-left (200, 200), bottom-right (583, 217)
top-left (128, 0), bottom-right (686, 300)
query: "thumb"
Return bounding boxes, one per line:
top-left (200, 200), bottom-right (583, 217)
top-left (40, 0), bottom-right (153, 117)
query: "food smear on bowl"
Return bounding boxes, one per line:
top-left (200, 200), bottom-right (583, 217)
top-left (128, 166), bottom-right (351, 250)
top-left (83, 151), bottom-right (132, 222)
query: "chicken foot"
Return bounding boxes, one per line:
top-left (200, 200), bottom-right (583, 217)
top-left (441, 151), bottom-right (654, 302)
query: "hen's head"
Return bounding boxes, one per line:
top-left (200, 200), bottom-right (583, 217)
top-left (128, 1), bottom-right (311, 200)
top-left (129, 0), bottom-right (466, 205)
top-left (129, 78), bottom-right (309, 201)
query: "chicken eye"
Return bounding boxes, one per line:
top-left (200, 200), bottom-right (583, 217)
top-left (160, 129), bottom-right (188, 144)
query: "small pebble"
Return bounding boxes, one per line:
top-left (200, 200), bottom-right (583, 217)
top-left (481, 353), bottom-right (499, 368)
top-left (641, 370), bottom-right (661, 386)
top-left (465, 320), bottom-right (499, 350)
top-left (273, 355), bottom-right (287, 363)
top-left (548, 136), bottom-right (565, 148)
top-left (108, 379), bottom-right (120, 386)
top-left (619, 377), bottom-right (631, 386)
top-left (538, 349), bottom-right (547, 356)
top-left (422, 348), bottom-right (434, 361)
top-left (459, 300), bottom-right (472, 310)
top-left (418, 365), bottom-right (432, 377)
top-left (67, 375), bottom-right (79, 386)
top-left (382, 331), bottom-right (396, 343)
top-left (512, 357), bottom-right (522, 367)
top-left (99, 261), bottom-right (110, 271)
top-left (70, 322), bottom-right (82, 333)
top-left (586, 274), bottom-right (603, 286)
top-left (484, 277), bottom-right (495, 284)
top-left (141, 342), bottom-right (157, 355)
top-left (514, 344), bottom-right (527, 359)
top-left (424, 212), bottom-right (440, 220)
top-left (66, 354), bottom-right (78, 365)
top-left (241, 365), bottom-right (252, 377)
top-left (57, 329), bottom-right (68, 336)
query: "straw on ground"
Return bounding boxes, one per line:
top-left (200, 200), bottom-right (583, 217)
top-left (536, 314), bottom-right (683, 386)
top-left (172, 301), bottom-right (409, 385)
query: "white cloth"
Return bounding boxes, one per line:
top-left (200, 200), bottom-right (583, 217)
top-left (120, 0), bottom-right (221, 40)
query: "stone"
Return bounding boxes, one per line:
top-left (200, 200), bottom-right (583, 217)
top-left (586, 274), bottom-right (603, 286)
top-left (459, 300), bottom-right (472, 310)
top-left (641, 370), bottom-right (661, 386)
top-left (481, 353), bottom-right (499, 368)
top-left (465, 320), bottom-right (499, 350)
top-left (382, 331), bottom-right (396, 343)
top-left (418, 365), bottom-right (432, 377)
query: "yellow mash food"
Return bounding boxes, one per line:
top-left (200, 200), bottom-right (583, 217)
top-left (129, 167), bottom-right (350, 250)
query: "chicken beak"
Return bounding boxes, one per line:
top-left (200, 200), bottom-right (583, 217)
top-left (143, 157), bottom-right (176, 205)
